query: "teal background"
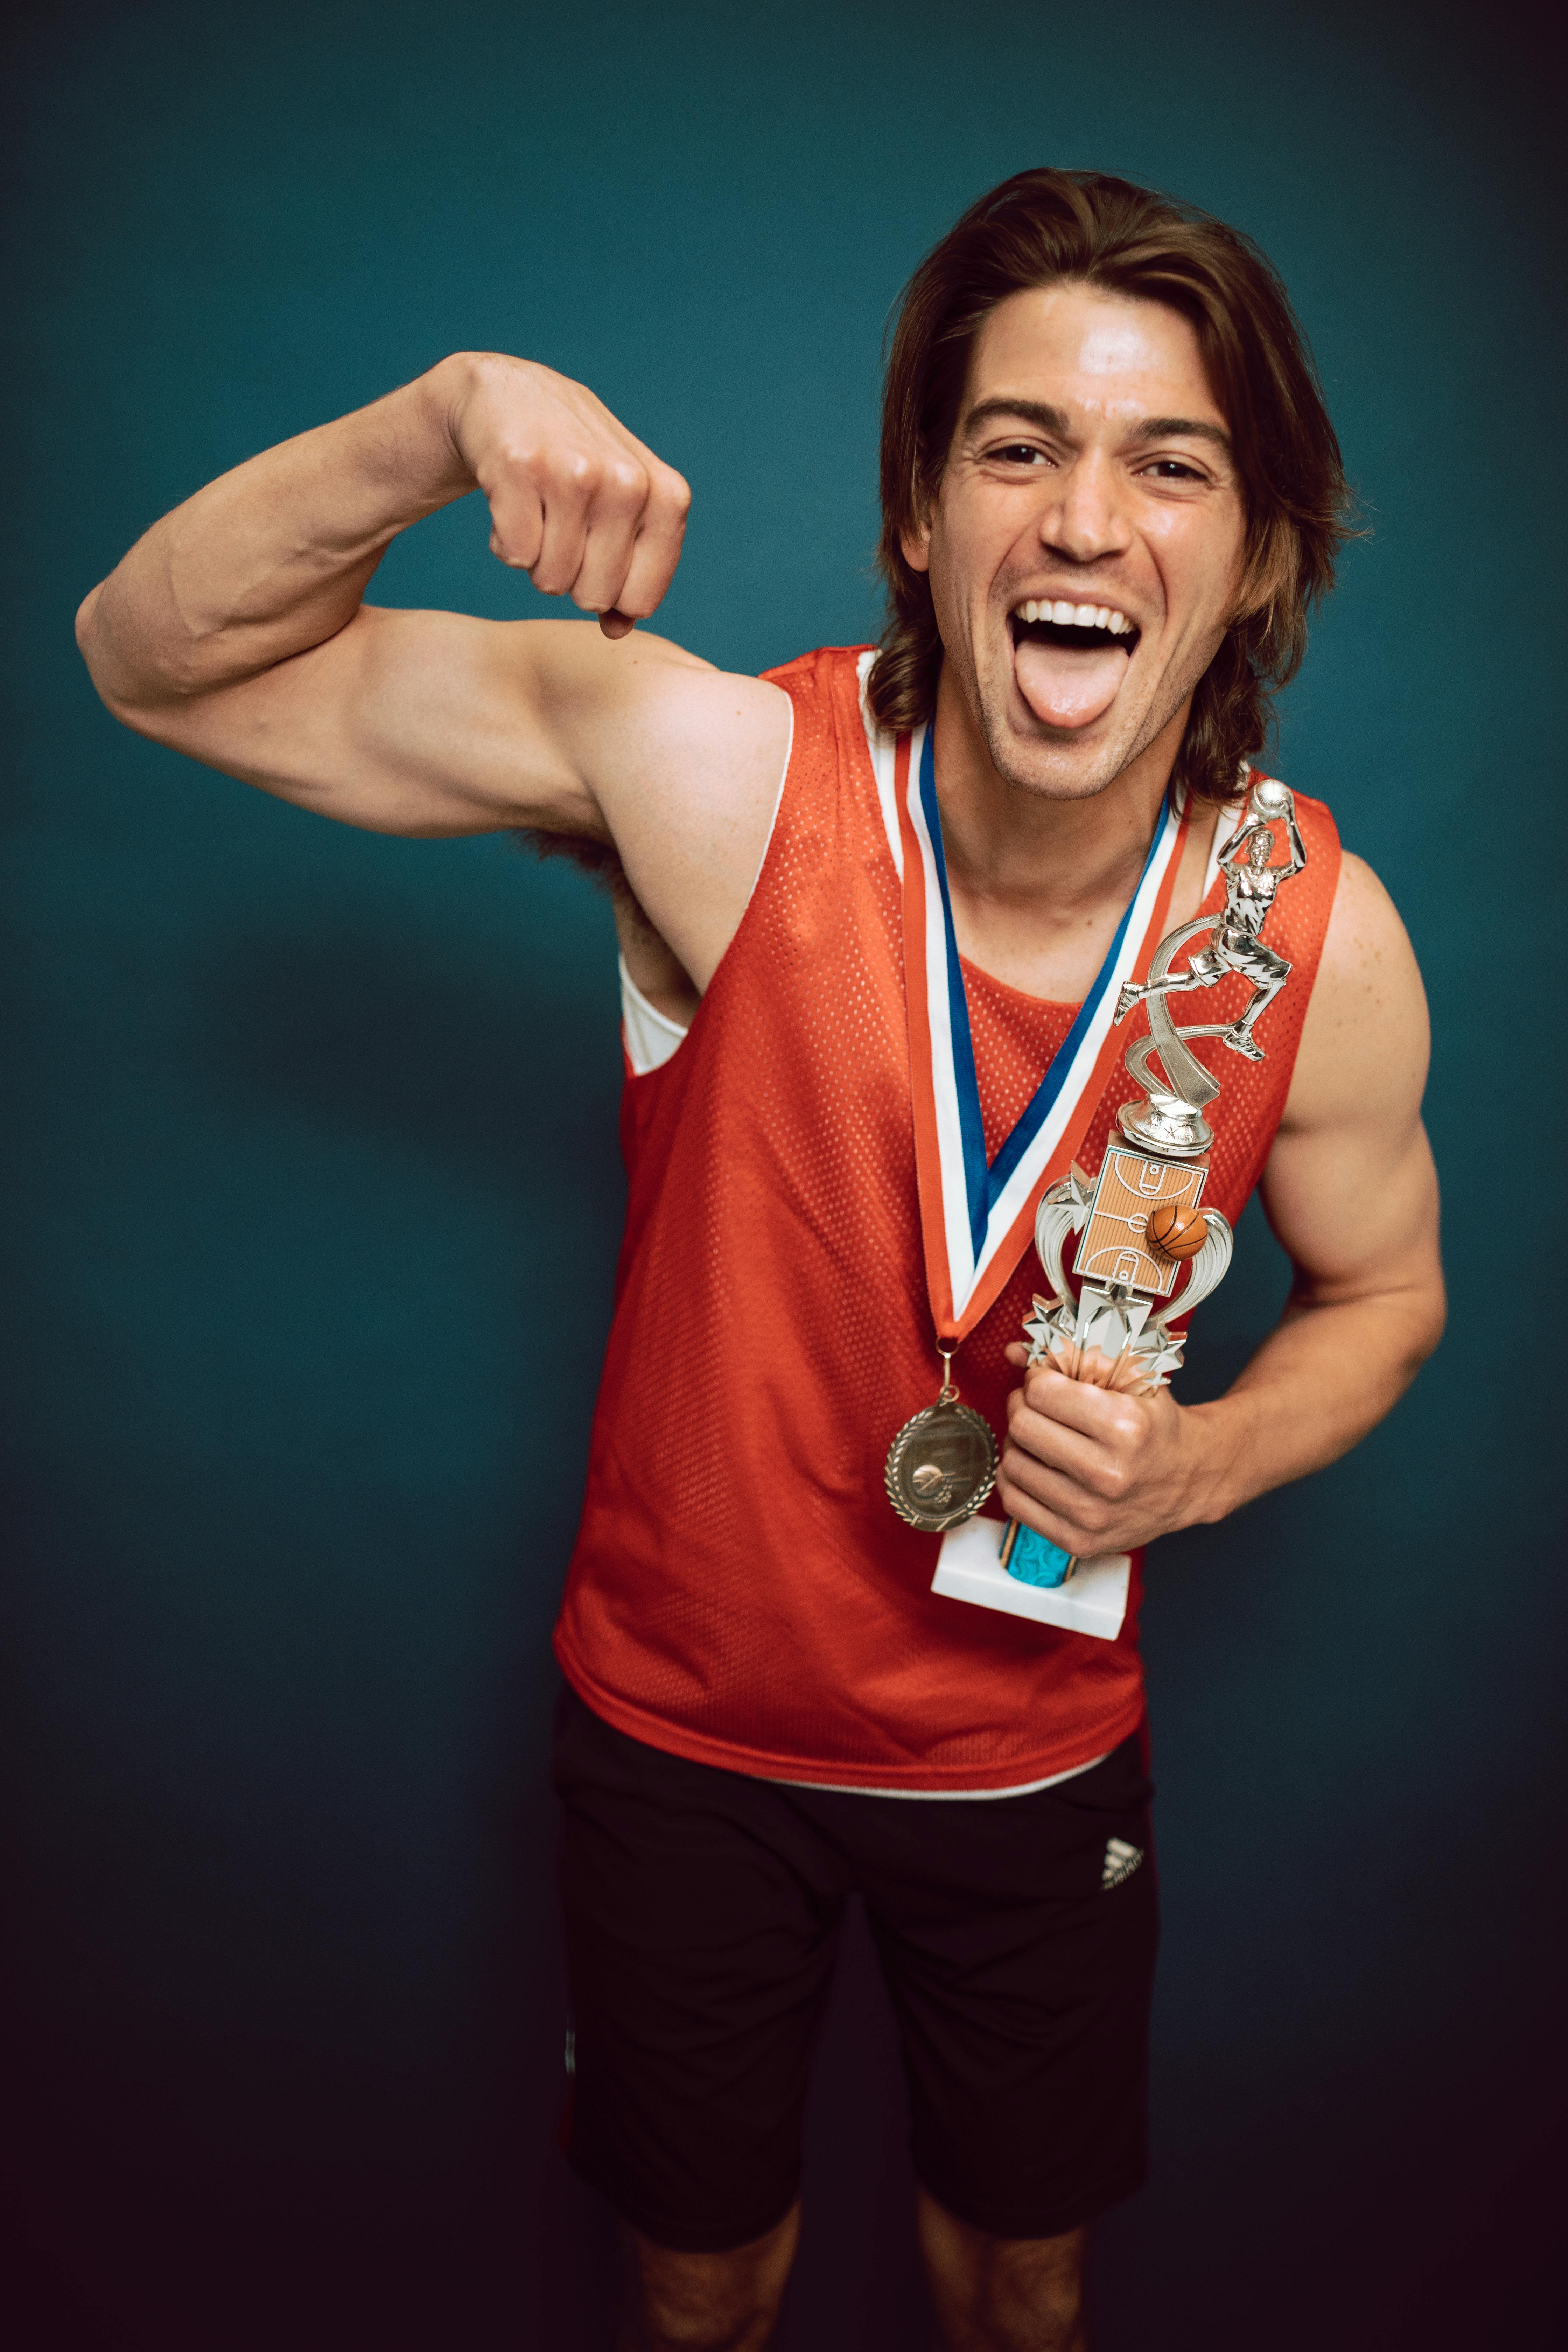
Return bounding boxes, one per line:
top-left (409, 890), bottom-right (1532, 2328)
top-left (4, 1), bottom-right (1561, 2344)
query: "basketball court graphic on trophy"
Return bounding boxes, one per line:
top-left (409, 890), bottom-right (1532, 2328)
top-left (1073, 1148), bottom-right (1209, 1298)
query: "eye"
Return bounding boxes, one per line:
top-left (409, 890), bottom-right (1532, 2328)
top-left (986, 442), bottom-right (1052, 468)
top-left (1138, 458), bottom-right (1206, 482)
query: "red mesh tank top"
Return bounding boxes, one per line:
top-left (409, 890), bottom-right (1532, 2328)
top-left (553, 645), bottom-right (1341, 1788)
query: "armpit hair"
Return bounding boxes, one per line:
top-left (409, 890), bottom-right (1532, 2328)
top-left (509, 826), bottom-right (662, 945)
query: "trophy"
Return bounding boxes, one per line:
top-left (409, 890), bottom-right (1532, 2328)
top-left (932, 776), bottom-right (1306, 1636)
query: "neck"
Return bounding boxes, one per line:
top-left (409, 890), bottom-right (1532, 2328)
top-left (931, 662), bottom-right (1184, 910)
top-left (929, 663), bottom-right (1191, 1002)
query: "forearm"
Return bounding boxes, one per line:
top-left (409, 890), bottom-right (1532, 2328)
top-left (1183, 1276), bottom-right (1444, 1525)
top-left (77, 359), bottom-right (473, 712)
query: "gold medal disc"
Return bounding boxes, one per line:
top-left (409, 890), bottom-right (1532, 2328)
top-left (884, 1400), bottom-right (999, 1533)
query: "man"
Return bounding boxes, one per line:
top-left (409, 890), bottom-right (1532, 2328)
top-left (77, 170), bottom-right (1443, 2352)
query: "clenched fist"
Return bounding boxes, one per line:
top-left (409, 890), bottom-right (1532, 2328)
top-left (997, 1342), bottom-right (1225, 1559)
top-left (435, 352), bottom-right (691, 638)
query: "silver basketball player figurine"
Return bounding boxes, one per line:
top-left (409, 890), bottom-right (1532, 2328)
top-left (1115, 784), bottom-right (1306, 1063)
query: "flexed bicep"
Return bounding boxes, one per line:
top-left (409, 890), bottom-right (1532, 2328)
top-left (123, 605), bottom-right (608, 836)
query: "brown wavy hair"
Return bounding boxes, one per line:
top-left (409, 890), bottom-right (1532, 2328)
top-left (871, 168), bottom-right (1356, 803)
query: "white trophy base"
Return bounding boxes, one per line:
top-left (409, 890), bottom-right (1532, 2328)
top-left (932, 1516), bottom-right (1131, 1642)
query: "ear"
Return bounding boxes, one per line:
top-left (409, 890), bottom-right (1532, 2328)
top-left (899, 493), bottom-right (933, 575)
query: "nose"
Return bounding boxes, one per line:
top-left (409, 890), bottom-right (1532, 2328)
top-left (1036, 449), bottom-right (1132, 566)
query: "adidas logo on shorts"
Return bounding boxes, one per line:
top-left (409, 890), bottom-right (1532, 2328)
top-left (1102, 1837), bottom-right (1144, 1890)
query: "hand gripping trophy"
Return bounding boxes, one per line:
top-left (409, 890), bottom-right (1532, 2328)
top-left (997, 776), bottom-right (1306, 1593)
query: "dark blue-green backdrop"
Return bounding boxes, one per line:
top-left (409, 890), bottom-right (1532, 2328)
top-left (4, 2), bottom-right (1561, 2345)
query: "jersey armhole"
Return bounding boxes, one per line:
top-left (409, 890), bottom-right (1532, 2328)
top-left (620, 955), bottom-right (690, 1076)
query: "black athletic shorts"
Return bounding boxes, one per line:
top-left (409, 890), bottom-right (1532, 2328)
top-left (552, 1683), bottom-right (1158, 2251)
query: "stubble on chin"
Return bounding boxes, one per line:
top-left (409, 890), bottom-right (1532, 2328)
top-left (981, 710), bottom-right (1129, 804)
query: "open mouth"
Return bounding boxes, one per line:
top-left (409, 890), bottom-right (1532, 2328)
top-left (1008, 598), bottom-right (1140, 730)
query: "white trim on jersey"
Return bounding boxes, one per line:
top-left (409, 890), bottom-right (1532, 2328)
top-left (858, 646), bottom-right (906, 880)
top-left (620, 956), bottom-right (688, 1075)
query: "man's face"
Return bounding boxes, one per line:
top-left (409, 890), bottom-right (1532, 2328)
top-left (1248, 830), bottom-right (1274, 870)
top-left (904, 282), bottom-right (1248, 801)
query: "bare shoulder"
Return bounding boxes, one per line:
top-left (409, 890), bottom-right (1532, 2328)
top-left (525, 619), bottom-right (794, 991)
top-left (1281, 851), bottom-right (1430, 1135)
top-left (517, 616), bottom-right (786, 775)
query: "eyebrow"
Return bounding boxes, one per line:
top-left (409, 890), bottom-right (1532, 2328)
top-left (963, 398), bottom-right (1071, 438)
top-left (1132, 414), bottom-right (1234, 456)
top-left (963, 397), bottom-right (1233, 458)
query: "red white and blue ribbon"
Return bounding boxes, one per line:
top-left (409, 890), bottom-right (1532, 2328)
top-left (895, 722), bottom-right (1190, 1343)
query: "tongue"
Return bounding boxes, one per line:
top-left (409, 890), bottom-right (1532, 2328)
top-left (1014, 634), bottom-right (1129, 730)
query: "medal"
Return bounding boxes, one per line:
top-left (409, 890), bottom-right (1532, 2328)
top-left (878, 718), bottom-right (1191, 1532)
top-left (884, 1349), bottom-right (999, 1533)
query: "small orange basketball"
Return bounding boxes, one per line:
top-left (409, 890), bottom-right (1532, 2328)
top-left (1147, 1200), bottom-right (1208, 1260)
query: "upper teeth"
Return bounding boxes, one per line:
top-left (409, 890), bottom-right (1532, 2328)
top-left (1015, 600), bottom-right (1134, 634)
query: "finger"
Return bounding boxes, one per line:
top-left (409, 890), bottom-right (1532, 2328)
top-left (1002, 1439), bottom-right (1118, 1542)
top-left (485, 475), bottom-right (545, 574)
top-left (598, 609), bottom-right (636, 640)
top-left (611, 463), bottom-right (691, 619)
top-left (1000, 1447), bottom-right (1091, 1519)
top-left (570, 458), bottom-right (655, 615)
top-left (1021, 1362), bottom-right (1143, 1446)
top-left (999, 1436), bottom-right (1125, 1549)
top-left (995, 1461), bottom-right (1104, 1558)
top-left (1005, 1386), bottom-right (1109, 1490)
top-left (529, 460), bottom-right (596, 597)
